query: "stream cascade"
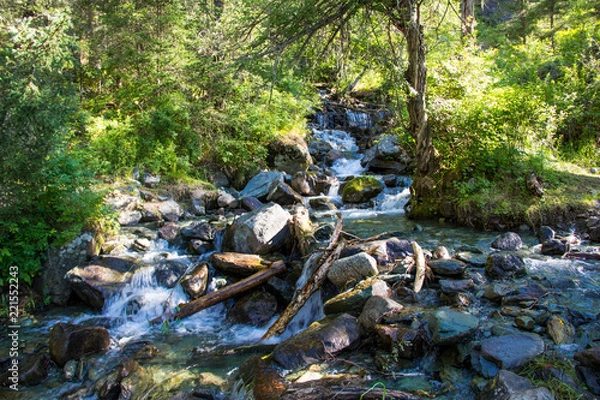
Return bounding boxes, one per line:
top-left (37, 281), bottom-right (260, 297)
top-left (1, 95), bottom-right (600, 399)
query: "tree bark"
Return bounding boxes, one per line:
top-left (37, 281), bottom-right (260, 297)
top-left (152, 261), bottom-right (286, 324)
top-left (461, 0), bottom-right (475, 36)
top-left (388, 1), bottom-right (437, 205)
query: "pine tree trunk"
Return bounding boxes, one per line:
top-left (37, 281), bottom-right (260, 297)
top-left (461, 0), bottom-right (475, 36)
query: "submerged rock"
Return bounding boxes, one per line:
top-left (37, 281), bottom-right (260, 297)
top-left (270, 314), bottom-right (360, 370)
top-left (49, 323), bottom-right (111, 367)
top-left (227, 289), bottom-right (279, 327)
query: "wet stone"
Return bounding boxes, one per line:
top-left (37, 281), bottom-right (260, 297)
top-left (541, 239), bottom-right (568, 256)
top-left (428, 259), bottom-right (467, 277)
top-left (575, 346), bottom-right (600, 370)
top-left (227, 290), bottom-right (279, 327)
top-left (49, 323), bottom-right (111, 367)
top-left (327, 252), bottom-right (378, 288)
top-left (323, 278), bottom-right (391, 315)
top-left (491, 232), bottom-right (523, 251)
top-left (375, 324), bottom-right (426, 359)
top-left (546, 314), bottom-right (575, 345)
top-left (485, 253), bottom-right (527, 280)
top-left (358, 295), bottom-right (404, 331)
top-left (477, 370), bottom-right (555, 400)
top-left (439, 279), bottom-right (475, 294)
top-left (502, 283), bottom-right (547, 307)
top-left (479, 333), bottom-right (545, 370)
top-left (180, 263), bottom-right (209, 299)
top-left (180, 222), bottom-right (215, 241)
top-left (455, 251), bottom-right (488, 267)
top-left (154, 261), bottom-right (188, 288)
top-left (428, 308), bottom-right (479, 345)
top-left (515, 316), bottom-right (535, 331)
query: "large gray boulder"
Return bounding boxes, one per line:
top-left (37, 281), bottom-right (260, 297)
top-left (485, 253), bottom-right (527, 279)
top-left (222, 202), bottom-right (291, 255)
top-left (327, 252), bottom-right (378, 288)
top-left (239, 171), bottom-right (285, 201)
top-left (270, 314), bottom-right (360, 370)
top-left (341, 176), bottom-right (384, 204)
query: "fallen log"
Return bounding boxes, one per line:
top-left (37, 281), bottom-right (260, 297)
top-left (151, 260), bottom-right (286, 324)
top-left (412, 241), bottom-right (426, 294)
top-left (262, 213), bottom-right (343, 340)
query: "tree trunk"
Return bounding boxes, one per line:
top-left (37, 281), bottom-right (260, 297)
top-left (390, 1), bottom-right (437, 204)
top-left (461, 0), bottom-right (475, 36)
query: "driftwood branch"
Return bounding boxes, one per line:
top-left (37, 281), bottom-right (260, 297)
top-left (262, 213), bottom-right (343, 340)
top-left (151, 261), bottom-right (286, 324)
top-left (412, 241), bottom-right (426, 293)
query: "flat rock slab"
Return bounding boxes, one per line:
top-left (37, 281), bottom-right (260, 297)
top-left (428, 308), bottom-right (479, 345)
top-left (480, 333), bottom-right (545, 370)
top-left (270, 314), bottom-right (360, 371)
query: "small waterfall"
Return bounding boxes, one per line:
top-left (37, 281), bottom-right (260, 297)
top-left (277, 252), bottom-right (325, 340)
top-left (346, 109), bottom-right (372, 129)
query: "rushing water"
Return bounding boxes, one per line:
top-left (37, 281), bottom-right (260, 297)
top-left (2, 112), bottom-right (599, 399)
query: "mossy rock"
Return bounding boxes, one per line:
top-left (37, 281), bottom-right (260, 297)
top-left (341, 176), bottom-right (384, 203)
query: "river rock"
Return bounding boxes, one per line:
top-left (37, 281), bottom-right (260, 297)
top-left (43, 233), bottom-right (94, 306)
top-left (327, 252), bottom-right (378, 288)
top-left (239, 356), bottom-right (287, 400)
top-left (4, 354), bottom-right (51, 386)
top-left (50, 323), bottom-right (111, 367)
top-left (66, 264), bottom-right (129, 309)
top-left (575, 346), bottom-right (600, 370)
top-left (341, 176), bottom-right (384, 203)
top-left (291, 170), bottom-right (336, 196)
top-left (222, 202), bottom-right (291, 255)
top-left (157, 222), bottom-right (180, 242)
top-left (477, 370), bottom-right (555, 400)
top-left (428, 258), bottom-right (467, 277)
top-left (239, 171), bottom-right (285, 201)
top-left (118, 210), bottom-right (142, 226)
top-left (538, 226), bottom-right (555, 243)
top-left (479, 333), bottom-right (545, 370)
top-left (210, 252), bottom-right (268, 277)
top-left (140, 204), bottom-right (161, 222)
top-left (217, 190), bottom-right (238, 209)
top-left (267, 134), bottom-right (312, 175)
top-left (375, 325), bottom-right (426, 359)
top-left (358, 295), bottom-right (404, 331)
top-left (432, 246), bottom-right (451, 260)
top-left (485, 253), bottom-right (527, 279)
top-left (541, 239), bottom-right (568, 256)
top-left (439, 279), bottom-right (475, 294)
top-left (515, 316), bottom-right (535, 331)
top-left (227, 289), bottom-right (278, 327)
top-left (491, 232), bottom-right (523, 251)
top-left (180, 263), bottom-right (209, 299)
top-left (428, 308), bottom-right (479, 345)
top-left (154, 260), bottom-right (188, 288)
top-left (270, 314), bottom-right (360, 370)
top-left (546, 314), bottom-right (575, 344)
top-left (266, 182), bottom-right (303, 206)
top-left (241, 196), bottom-right (263, 211)
top-left (502, 283), bottom-right (547, 307)
top-left (323, 278), bottom-right (391, 315)
top-left (577, 366), bottom-right (600, 395)
top-left (180, 221), bottom-right (215, 241)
